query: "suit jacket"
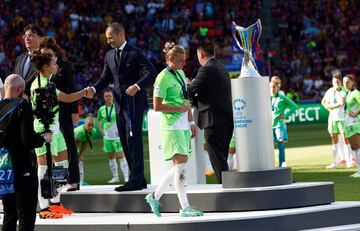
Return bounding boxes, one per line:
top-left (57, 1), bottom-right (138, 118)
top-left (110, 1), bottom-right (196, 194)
top-left (14, 52), bottom-right (38, 96)
top-left (50, 58), bottom-right (78, 114)
top-left (94, 43), bottom-right (156, 113)
top-left (189, 58), bottom-right (233, 129)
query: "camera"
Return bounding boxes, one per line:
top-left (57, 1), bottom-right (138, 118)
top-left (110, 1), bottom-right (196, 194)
top-left (41, 166), bottom-right (68, 199)
top-left (33, 82), bottom-right (68, 199)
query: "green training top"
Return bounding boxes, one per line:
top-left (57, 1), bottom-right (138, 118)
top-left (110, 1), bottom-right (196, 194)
top-left (344, 88), bottom-right (360, 126)
top-left (97, 103), bottom-right (119, 140)
top-left (271, 93), bottom-right (298, 128)
top-left (74, 124), bottom-right (96, 143)
top-left (153, 68), bottom-right (190, 130)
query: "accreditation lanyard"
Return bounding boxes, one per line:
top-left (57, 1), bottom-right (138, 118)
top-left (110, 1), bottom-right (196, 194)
top-left (167, 66), bottom-right (188, 99)
top-left (84, 127), bottom-right (93, 150)
top-left (333, 89), bottom-right (338, 104)
top-left (271, 93), bottom-right (279, 112)
top-left (344, 90), bottom-right (352, 111)
top-left (37, 75), bottom-right (50, 88)
top-left (105, 104), bottom-right (114, 124)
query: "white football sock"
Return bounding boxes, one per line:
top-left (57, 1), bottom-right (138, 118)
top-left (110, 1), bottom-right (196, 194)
top-left (345, 144), bottom-right (352, 167)
top-left (38, 165), bottom-right (49, 209)
top-left (154, 166), bottom-right (175, 201)
top-left (356, 149), bottom-right (360, 174)
top-left (79, 160), bottom-right (84, 184)
top-left (119, 158), bottom-right (129, 182)
top-left (332, 143), bottom-right (339, 164)
top-left (174, 163), bottom-right (189, 209)
top-left (227, 154), bottom-right (235, 170)
top-left (108, 159), bottom-right (119, 180)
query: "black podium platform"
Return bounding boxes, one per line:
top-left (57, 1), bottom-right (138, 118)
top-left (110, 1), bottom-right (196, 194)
top-left (61, 183), bottom-right (334, 213)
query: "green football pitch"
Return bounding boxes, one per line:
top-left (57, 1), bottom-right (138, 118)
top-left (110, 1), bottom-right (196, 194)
top-left (82, 124), bottom-right (360, 201)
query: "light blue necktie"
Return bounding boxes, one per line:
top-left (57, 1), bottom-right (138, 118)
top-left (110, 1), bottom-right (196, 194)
top-left (22, 54), bottom-right (30, 78)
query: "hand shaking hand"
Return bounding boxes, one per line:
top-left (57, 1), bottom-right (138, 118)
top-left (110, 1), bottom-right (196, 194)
top-left (126, 85), bottom-right (139, 96)
top-left (84, 87), bottom-right (96, 99)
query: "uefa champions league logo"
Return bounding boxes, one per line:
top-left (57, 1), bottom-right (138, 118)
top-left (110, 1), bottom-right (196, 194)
top-left (233, 98), bottom-right (246, 116)
top-left (233, 98), bottom-right (253, 128)
top-left (233, 98), bottom-right (246, 111)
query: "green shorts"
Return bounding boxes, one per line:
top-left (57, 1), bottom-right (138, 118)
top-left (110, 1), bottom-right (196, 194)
top-left (344, 123), bottom-right (360, 138)
top-left (328, 120), bottom-right (345, 134)
top-left (35, 132), bottom-right (67, 156)
top-left (160, 130), bottom-right (192, 161)
top-left (229, 136), bottom-right (236, 149)
top-left (103, 138), bottom-right (123, 153)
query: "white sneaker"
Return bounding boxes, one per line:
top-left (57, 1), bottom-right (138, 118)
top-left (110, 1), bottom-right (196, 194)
top-left (326, 163), bottom-right (337, 169)
top-left (107, 178), bottom-right (120, 184)
top-left (281, 162), bottom-right (287, 167)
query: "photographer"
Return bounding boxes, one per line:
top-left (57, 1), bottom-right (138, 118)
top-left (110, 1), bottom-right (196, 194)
top-left (0, 74), bottom-right (50, 231)
top-left (29, 52), bottom-right (90, 219)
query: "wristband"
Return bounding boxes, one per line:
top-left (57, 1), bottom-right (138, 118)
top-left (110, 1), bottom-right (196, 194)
top-left (189, 121), bottom-right (195, 126)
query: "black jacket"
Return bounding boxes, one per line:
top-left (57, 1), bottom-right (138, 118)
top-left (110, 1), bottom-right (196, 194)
top-left (14, 52), bottom-right (38, 97)
top-left (189, 58), bottom-right (233, 129)
top-left (94, 43), bottom-right (156, 113)
top-left (0, 99), bottom-right (44, 174)
top-left (50, 58), bottom-right (78, 115)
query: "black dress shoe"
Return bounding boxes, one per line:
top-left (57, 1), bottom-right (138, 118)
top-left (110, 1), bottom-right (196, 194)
top-left (67, 183), bottom-right (80, 192)
top-left (114, 184), bottom-right (143, 192)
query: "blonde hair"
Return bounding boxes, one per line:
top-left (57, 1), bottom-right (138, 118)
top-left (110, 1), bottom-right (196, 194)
top-left (271, 76), bottom-right (282, 88)
top-left (163, 42), bottom-right (185, 62)
top-left (85, 113), bottom-right (94, 124)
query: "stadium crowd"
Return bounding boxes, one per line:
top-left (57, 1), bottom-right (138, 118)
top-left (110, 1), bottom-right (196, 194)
top-left (0, 0), bottom-right (358, 114)
top-left (271, 0), bottom-right (360, 100)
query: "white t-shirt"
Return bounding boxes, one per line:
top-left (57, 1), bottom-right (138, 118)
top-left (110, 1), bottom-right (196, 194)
top-left (323, 87), bottom-right (345, 121)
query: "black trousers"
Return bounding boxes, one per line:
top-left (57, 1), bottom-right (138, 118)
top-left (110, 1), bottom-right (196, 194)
top-left (116, 106), bottom-right (145, 187)
top-left (59, 104), bottom-right (79, 184)
top-left (204, 123), bottom-right (233, 183)
top-left (2, 168), bottom-right (38, 231)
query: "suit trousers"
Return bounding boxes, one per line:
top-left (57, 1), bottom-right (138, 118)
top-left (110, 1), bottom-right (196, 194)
top-left (59, 104), bottom-right (79, 184)
top-left (204, 123), bottom-right (233, 183)
top-left (116, 101), bottom-right (146, 187)
top-left (2, 168), bottom-right (38, 231)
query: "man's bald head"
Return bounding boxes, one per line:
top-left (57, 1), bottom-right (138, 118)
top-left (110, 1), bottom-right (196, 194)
top-left (4, 74), bottom-right (25, 98)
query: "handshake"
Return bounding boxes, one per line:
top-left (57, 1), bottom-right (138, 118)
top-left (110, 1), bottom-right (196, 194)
top-left (83, 87), bottom-right (96, 99)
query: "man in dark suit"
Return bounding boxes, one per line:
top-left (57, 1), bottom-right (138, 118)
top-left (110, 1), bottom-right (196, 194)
top-left (14, 24), bottom-right (44, 97)
top-left (189, 40), bottom-right (234, 183)
top-left (89, 22), bottom-right (156, 191)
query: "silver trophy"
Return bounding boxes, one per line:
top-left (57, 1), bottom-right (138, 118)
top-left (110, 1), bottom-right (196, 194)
top-left (232, 19), bottom-right (262, 78)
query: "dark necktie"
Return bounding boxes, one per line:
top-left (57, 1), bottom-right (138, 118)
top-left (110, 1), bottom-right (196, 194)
top-left (115, 49), bottom-right (121, 67)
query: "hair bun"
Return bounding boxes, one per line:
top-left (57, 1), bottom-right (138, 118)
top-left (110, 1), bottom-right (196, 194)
top-left (163, 41), bottom-right (176, 54)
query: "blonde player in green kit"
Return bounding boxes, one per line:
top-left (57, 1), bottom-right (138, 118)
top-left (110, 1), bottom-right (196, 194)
top-left (74, 114), bottom-right (96, 185)
top-left (97, 89), bottom-right (129, 183)
top-left (342, 75), bottom-right (360, 177)
top-left (145, 42), bottom-right (203, 217)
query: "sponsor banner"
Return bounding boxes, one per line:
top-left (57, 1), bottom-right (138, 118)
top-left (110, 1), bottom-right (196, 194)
top-left (285, 104), bottom-right (328, 125)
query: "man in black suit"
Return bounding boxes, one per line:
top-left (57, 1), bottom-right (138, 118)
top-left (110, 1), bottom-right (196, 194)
top-left (89, 22), bottom-right (156, 191)
top-left (189, 40), bottom-right (233, 183)
top-left (14, 24), bottom-right (44, 97)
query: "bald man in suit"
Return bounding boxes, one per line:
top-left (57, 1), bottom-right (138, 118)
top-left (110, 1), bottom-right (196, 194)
top-left (90, 22), bottom-right (156, 191)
